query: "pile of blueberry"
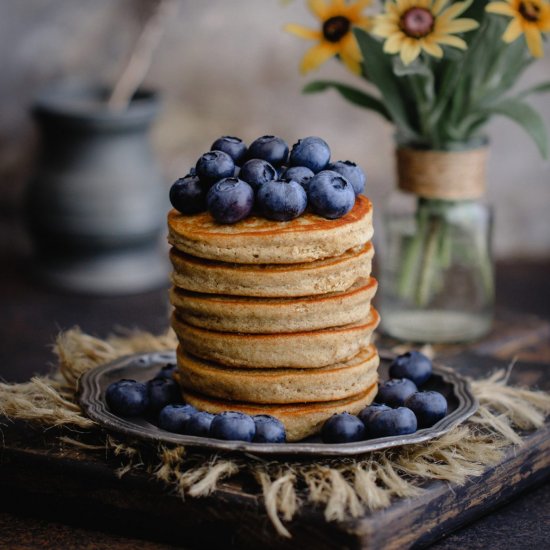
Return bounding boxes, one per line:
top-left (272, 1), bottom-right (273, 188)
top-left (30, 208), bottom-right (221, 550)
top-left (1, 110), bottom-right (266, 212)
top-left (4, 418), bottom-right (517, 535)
top-left (169, 135), bottom-right (366, 223)
top-left (321, 351), bottom-right (448, 443)
top-left (105, 363), bottom-right (286, 443)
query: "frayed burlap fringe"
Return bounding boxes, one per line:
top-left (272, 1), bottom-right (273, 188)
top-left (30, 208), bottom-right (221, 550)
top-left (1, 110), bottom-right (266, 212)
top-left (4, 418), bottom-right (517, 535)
top-left (1, 328), bottom-right (549, 538)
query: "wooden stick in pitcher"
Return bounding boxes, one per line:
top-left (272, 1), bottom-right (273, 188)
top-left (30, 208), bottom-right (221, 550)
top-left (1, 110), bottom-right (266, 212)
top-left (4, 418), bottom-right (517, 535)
top-left (107, 0), bottom-right (178, 111)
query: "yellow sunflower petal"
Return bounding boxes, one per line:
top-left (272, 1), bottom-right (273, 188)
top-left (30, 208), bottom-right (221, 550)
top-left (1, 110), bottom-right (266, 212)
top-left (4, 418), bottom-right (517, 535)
top-left (421, 39), bottom-right (444, 58)
top-left (384, 1), bottom-right (400, 17)
top-left (485, 1), bottom-right (516, 16)
top-left (300, 42), bottom-right (339, 73)
top-left (524, 25), bottom-right (544, 57)
top-left (373, 21), bottom-right (400, 37)
top-left (383, 33), bottom-right (407, 54)
top-left (431, 33), bottom-right (468, 49)
top-left (502, 18), bottom-right (523, 43)
top-left (308, 0), bottom-right (330, 20)
top-left (354, 16), bottom-right (373, 31)
top-left (400, 38), bottom-right (422, 65)
top-left (539, 8), bottom-right (550, 31)
top-left (341, 32), bottom-right (362, 60)
top-left (340, 52), bottom-right (362, 74)
top-left (441, 18), bottom-right (480, 33)
top-left (438, 0), bottom-right (474, 23)
top-left (284, 23), bottom-right (322, 40)
top-left (432, 0), bottom-right (451, 16)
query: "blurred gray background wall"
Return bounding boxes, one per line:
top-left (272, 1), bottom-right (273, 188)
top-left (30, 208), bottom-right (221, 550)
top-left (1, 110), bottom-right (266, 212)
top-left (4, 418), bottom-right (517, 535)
top-left (0, 0), bottom-right (549, 258)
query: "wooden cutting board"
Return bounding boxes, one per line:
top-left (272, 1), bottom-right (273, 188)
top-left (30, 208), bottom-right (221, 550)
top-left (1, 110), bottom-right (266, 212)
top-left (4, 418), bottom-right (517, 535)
top-left (0, 319), bottom-right (549, 549)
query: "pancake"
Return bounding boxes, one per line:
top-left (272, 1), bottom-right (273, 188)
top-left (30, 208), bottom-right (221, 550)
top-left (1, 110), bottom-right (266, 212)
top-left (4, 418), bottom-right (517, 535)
top-left (170, 242), bottom-right (374, 298)
top-left (168, 195), bottom-right (373, 265)
top-left (172, 307), bottom-right (380, 368)
top-left (170, 277), bottom-right (377, 333)
top-left (176, 345), bottom-right (379, 404)
top-left (181, 383), bottom-right (378, 442)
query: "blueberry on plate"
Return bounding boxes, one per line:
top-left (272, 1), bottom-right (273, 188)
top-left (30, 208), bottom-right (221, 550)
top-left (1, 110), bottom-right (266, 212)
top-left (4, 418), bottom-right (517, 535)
top-left (105, 379), bottom-right (149, 417)
top-left (367, 407), bottom-right (418, 438)
top-left (327, 160), bottom-right (366, 196)
top-left (239, 159), bottom-right (277, 192)
top-left (376, 378), bottom-right (418, 407)
top-left (183, 411), bottom-right (215, 437)
top-left (253, 415), bottom-right (286, 443)
top-left (405, 391), bottom-right (448, 429)
top-left (289, 136), bottom-right (331, 173)
top-left (282, 165), bottom-right (314, 191)
top-left (158, 403), bottom-right (197, 433)
top-left (256, 179), bottom-right (307, 221)
top-left (155, 363), bottom-right (177, 380)
top-left (195, 150), bottom-right (235, 186)
top-left (358, 403), bottom-right (391, 426)
top-left (169, 174), bottom-right (207, 215)
top-left (321, 412), bottom-right (365, 443)
top-left (247, 135), bottom-right (289, 167)
top-left (211, 136), bottom-right (248, 165)
top-left (206, 177), bottom-right (254, 224)
top-left (210, 411), bottom-right (256, 442)
top-left (147, 377), bottom-right (181, 413)
top-left (308, 170), bottom-right (355, 219)
top-left (389, 351), bottom-right (433, 387)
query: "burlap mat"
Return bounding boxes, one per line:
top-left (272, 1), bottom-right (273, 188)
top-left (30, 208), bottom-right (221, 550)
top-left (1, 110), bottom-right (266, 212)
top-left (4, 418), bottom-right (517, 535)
top-left (1, 328), bottom-right (549, 537)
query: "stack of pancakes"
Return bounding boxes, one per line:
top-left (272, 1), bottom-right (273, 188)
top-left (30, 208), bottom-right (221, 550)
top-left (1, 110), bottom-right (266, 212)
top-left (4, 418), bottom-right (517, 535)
top-left (168, 195), bottom-right (380, 441)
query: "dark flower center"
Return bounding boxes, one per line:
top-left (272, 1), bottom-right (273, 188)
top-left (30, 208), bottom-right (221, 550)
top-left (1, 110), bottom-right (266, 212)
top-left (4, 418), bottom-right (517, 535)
top-left (400, 8), bottom-right (435, 38)
top-left (519, 1), bottom-right (541, 22)
top-left (323, 15), bottom-right (351, 42)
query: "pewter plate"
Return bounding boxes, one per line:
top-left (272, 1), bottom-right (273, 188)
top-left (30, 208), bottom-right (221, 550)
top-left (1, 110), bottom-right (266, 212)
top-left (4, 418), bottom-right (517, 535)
top-left (78, 350), bottom-right (478, 457)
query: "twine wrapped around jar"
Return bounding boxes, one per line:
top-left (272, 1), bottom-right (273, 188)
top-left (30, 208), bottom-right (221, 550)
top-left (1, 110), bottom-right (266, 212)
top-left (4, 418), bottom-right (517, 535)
top-left (396, 147), bottom-right (488, 200)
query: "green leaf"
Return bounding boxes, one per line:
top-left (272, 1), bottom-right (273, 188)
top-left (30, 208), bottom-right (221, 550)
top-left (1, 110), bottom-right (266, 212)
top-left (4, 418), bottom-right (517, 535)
top-left (303, 81), bottom-right (392, 122)
top-left (480, 98), bottom-right (549, 158)
top-left (353, 28), bottom-right (418, 140)
top-left (517, 81), bottom-right (550, 99)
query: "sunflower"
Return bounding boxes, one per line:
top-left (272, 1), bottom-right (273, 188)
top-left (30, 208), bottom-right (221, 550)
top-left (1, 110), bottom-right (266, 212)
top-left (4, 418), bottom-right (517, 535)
top-left (285, 0), bottom-right (373, 74)
top-left (372, 0), bottom-right (479, 66)
top-left (486, 0), bottom-right (550, 57)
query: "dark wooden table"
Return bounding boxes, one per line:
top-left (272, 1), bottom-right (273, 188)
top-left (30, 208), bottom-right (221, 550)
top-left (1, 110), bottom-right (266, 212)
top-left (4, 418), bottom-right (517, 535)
top-left (1, 237), bottom-right (549, 548)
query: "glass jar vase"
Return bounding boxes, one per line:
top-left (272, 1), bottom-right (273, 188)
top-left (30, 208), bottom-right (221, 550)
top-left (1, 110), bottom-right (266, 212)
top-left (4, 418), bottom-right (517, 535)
top-left (378, 145), bottom-right (494, 343)
top-left (378, 193), bottom-right (494, 343)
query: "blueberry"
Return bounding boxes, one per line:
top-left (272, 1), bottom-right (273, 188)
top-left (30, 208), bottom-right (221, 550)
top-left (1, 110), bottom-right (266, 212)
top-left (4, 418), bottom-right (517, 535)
top-left (321, 412), bottom-right (365, 443)
top-left (367, 407), bottom-right (418, 438)
top-left (358, 403), bottom-right (391, 426)
top-left (308, 170), bottom-right (355, 219)
top-left (105, 379), bottom-right (149, 417)
top-left (211, 136), bottom-right (248, 165)
top-left (256, 179), bottom-right (307, 221)
top-left (158, 403), bottom-right (197, 433)
top-left (169, 174), bottom-right (207, 215)
top-left (282, 166), bottom-right (314, 191)
top-left (210, 411), bottom-right (256, 442)
top-left (253, 415), bottom-right (286, 443)
top-left (389, 351), bottom-right (433, 387)
top-left (155, 363), bottom-right (177, 380)
top-left (247, 135), bottom-right (289, 167)
top-left (405, 391), bottom-right (448, 428)
top-left (239, 159), bottom-right (277, 192)
top-left (327, 160), bottom-right (366, 196)
top-left (183, 411), bottom-right (215, 437)
top-left (206, 177), bottom-right (254, 224)
top-left (147, 377), bottom-right (181, 413)
top-left (289, 136), bottom-right (331, 173)
top-left (376, 379), bottom-right (418, 407)
top-left (195, 150), bottom-right (235, 186)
